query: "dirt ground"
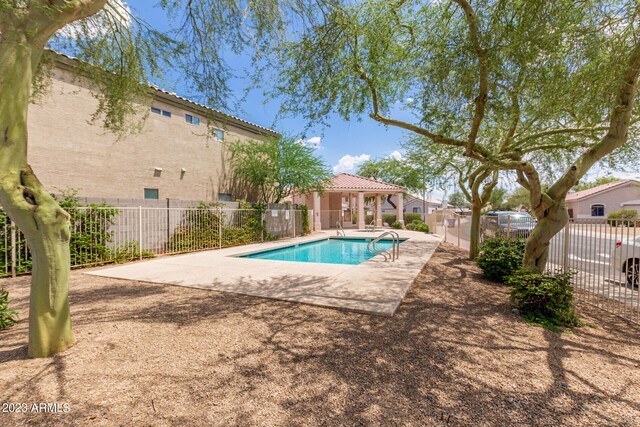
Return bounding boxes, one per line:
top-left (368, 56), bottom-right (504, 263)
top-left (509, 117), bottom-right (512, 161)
top-left (1, 244), bottom-right (640, 426)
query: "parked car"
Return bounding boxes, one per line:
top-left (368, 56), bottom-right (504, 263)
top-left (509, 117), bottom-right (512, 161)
top-left (481, 211), bottom-right (536, 240)
top-left (611, 237), bottom-right (640, 287)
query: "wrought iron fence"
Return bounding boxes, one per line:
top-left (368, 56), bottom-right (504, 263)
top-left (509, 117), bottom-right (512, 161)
top-left (0, 206), bottom-right (305, 277)
top-left (479, 214), bottom-right (640, 324)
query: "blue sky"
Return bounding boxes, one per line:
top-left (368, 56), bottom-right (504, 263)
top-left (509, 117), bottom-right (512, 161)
top-left (125, 1), bottom-right (415, 178)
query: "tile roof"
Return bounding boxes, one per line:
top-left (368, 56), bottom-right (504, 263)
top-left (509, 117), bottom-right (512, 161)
top-left (49, 50), bottom-right (278, 136)
top-left (566, 179), bottom-right (640, 201)
top-left (325, 173), bottom-right (405, 192)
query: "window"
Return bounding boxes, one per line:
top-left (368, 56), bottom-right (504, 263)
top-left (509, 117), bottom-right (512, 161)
top-left (151, 107), bottom-right (161, 114)
top-left (162, 110), bottom-right (172, 117)
top-left (144, 188), bottom-right (159, 200)
top-left (213, 129), bottom-right (225, 142)
top-left (185, 114), bottom-right (200, 125)
top-left (412, 207), bottom-right (421, 213)
top-left (591, 204), bottom-right (605, 217)
top-left (218, 193), bottom-right (232, 202)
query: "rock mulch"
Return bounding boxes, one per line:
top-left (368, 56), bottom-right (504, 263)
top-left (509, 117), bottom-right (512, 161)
top-left (1, 243), bottom-right (639, 426)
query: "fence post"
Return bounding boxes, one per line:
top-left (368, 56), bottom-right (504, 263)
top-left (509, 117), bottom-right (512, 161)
top-left (10, 220), bottom-right (16, 278)
top-left (138, 206), bottom-right (143, 260)
top-left (218, 207), bottom-right (223, 248)
top-left (507, 215), bottom-right (511, 239)
top-left (292, 208), bottom-right (295, 238)
top-left (261, 211), bottom-right (265, 242)
top-left (563, 220), bottom-right (570, 271)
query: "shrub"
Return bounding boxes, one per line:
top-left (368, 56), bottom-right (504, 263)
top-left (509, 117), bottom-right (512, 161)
top-left (406, 223), bottom-right (416, 230)
top-left (0, 288), bottom-right (19, 330)
top-left (414, 223), bottom-right (430, 233)
top-left (506, 269), bottom-right (581, 332)
top-left (391, 221), bottom-right (403, 229)
top-left (411, 219), bottom-right (423, 225)
top-left (300, 204), bottom-right (310, 235)
top-left (476, 237), bottom-right (525, 282)
top-left (607, 210), bottom-right (639, 227)
top-left (382, 214), bottom-right (396, 225)
top-left (403, 213), bottom-right (422, 223)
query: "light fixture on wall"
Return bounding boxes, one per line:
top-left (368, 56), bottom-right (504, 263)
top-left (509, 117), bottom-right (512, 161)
top-left (180, 167), bottom-right (186, 180)
top-left (154, 167), bottom-right (163, 177)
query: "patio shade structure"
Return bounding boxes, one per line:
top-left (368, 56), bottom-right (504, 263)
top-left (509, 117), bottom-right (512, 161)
top-left (306, 173), bottom-right (406, 231)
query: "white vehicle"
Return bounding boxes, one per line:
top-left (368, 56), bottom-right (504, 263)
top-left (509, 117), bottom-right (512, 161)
top-left (611, 237), bottom-right (640, 287)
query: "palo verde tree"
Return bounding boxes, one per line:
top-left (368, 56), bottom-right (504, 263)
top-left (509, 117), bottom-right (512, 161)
top-left (0, 0), bottom-right (325, 357)
top-left (229, 135), bottom-right (331, 203)
top-left (355, 156), bottom-right (424, 208)
top-left (265, 0), bottom-right (640, 272)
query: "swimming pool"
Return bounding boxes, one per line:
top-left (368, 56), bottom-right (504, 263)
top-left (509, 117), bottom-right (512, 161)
top-left (240, 238), bottom-right (402, 265)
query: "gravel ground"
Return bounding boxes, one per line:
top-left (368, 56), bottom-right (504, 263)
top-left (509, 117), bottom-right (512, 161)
top-left (1, 243), bottom-right (640, 426)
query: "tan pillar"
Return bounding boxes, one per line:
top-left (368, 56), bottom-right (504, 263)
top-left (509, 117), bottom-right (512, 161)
top-left (357, 191), bottom-right (365, 229)
top-left (348, 192), bottom-right (354, 224)
top-left (375, 194), bottom-right (382, 227)
top-left (313, 190), bottom-right (322, 231)
top-left (397, 192), bottom-right (404, 226)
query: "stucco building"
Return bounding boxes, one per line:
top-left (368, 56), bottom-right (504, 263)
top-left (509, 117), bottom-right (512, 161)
top-left (26, 52), bottom-right (278, 203)
top-left (566, 179), bottom-right (640, 218)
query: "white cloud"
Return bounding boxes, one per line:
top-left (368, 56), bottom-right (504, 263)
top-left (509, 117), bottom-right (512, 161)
top-left (387, 150), bottom-right (403, 160)
top-left (306, 136), bottom-right (322, 149)
top-left (405, 97), bottom-right (414, 103)
top-left (333, 154), bottom-right (370, 174)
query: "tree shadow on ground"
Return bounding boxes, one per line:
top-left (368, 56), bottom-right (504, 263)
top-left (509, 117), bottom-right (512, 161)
top-left (1, 244), bottom-right (640, 426)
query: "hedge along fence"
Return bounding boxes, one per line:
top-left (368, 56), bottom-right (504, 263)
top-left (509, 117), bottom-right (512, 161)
top-left (0, 198), bottom-right (306, 277)
top-left (607, 210), bottom-right (639, 227)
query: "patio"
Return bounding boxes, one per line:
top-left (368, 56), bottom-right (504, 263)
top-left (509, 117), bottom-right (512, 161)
top-left (86, 230), bottom-right (441, 316)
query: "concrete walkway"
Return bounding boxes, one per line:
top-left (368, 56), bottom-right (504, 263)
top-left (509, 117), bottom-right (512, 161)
top-left (86, 230), bottom-right (442, 316)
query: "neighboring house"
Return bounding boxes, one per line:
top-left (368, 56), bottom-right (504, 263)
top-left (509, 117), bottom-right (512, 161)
top-left (26, 52), bottom-right (278, 202)
top-left (565, 179), bottom-right (640, 219)
top-left (375, 195), bottom-right (443, 218)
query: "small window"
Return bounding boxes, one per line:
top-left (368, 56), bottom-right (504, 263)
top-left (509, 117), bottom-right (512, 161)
top-left (213, 129), bottom-right (225, 141)
top-left (151, 107), bottom-right (161, 114)
top-left (162, 110), bottom-right (172, 117)
top-left (185, 114), bottom-right (200, 125)
top-left (413, 207), bottom-right (420, 213)
top-left (591, 204), bottom-right (605, 217)
top-left (144, 188), bottom-right (159, 200)
top-left (218, 193), bottom-right (232, 202)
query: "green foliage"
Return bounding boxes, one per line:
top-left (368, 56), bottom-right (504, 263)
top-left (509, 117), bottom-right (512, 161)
top-left (476, 238), bottom-right (525, 282)
top-left (506, 270), bottom-right (581, 332)
top-left (356, 158), bottom-right (425, 195)
top-left (229, 135), bottom-right (331, 204)
top-left (489, 187), bottom-right (507, 210)
top-left (57, 191), bottom-right (120, 266)
top-left (448, 192), bottom-right (469, 211)
top-left (403, 213), bottom-right (422, 223)
top-left (0, 288), bottom-right (19, 330)
top-left (382, 214), bottom-right (396, 225)
top-left (607, 210), bottom-right (639, 227)
top-left (574, 177), bottom-right (622, 192)
top-left (406, 220), bottom-right (429, 232)
top-left (391, 221), bottom-right (402, 229)
top-left (300, 204), bottom-right (310, 235)
top-left (504, 187), bottom-right (532, 211)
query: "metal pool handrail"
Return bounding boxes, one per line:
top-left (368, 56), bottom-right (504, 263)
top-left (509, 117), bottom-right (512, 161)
top-left (367, 230), bottom-right (400, 261)
top-left (336, 221), bottom-right (346, 237)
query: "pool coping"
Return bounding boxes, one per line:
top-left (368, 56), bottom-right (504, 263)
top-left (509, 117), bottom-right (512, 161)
top-left (85, 230), bottom-right (442, 316)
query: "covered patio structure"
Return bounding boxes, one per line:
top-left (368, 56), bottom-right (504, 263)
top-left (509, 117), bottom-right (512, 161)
top-left (296, 173), bottom-right (405, 231)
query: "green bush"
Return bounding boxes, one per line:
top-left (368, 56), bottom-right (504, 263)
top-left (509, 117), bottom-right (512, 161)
top-left (300, 204), bottom-right (310, 235)
top-left (411, 219), bottom-right (423, 225)
top-left (403, 213), bottom-right (422, 223)
top-left (391, 221), bottom-right (403, 229)
top-left (506, 270), bottom-right (581, 332)
top-left (607, 210), bottom-right (639, 227)
top-left (406, 223), bottom-right (415, 230)
top-left (476, 237), bottom-right (525, 282)
top-left (382, 214), bottom-right (396, 225)
top-left (414, 223), bottom-right (430, 233)
top-left (0, 288), bottom-right (19, 330)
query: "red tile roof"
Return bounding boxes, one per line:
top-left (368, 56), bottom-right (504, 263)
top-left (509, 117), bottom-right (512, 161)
top-left (325, 173), bottom-right (405, 192)
top-left (566, 179), bottom-right (640, 201)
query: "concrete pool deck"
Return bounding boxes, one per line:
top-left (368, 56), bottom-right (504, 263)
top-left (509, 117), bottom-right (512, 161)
top-left (85, 230), bottom-right (442, 316)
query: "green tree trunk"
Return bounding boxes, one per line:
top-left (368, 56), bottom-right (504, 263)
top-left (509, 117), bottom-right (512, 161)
top-left (0, 36), bottom-right (75, 357)
top-left (523, 201), bottom-right (568, 272)
top-left (469, 204), bottom-right (482, 260)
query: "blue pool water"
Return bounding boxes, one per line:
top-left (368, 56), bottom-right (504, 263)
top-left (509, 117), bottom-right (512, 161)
top-left (241, 238), bottom-right (400, 265)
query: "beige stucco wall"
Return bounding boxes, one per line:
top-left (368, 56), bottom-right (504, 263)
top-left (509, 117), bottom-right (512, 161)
top-left (567, 182), bottom-right (640, 218)
top-left (27, 66), bottom-right (272, 201)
